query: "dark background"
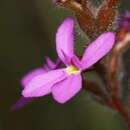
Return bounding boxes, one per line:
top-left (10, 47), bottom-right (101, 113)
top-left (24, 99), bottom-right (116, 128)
top-left (0, 0), bottom-right (130, 130)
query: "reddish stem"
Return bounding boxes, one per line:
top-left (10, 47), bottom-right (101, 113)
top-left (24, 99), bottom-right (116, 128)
top-left (111, 96), bottom-right (130, 127)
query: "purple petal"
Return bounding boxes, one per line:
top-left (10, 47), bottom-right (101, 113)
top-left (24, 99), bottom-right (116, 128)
top-left (71, 56), bottom-right (82, 69)
top-left (56, 18), bottom-right (74, 65)
top-left (42, 64), bottom-right (50, 71)
top-left (22, 69), bottom-right (67, 97)
top-left (55, 58), bottom-right (62, 67)
top-left (52, 74), bottom-right (82, 104)
top-left (10, 97), bottom-right (33, 110)
top-left (81, 32), bottom-right (115, 70)
top-left (21, 68), bottom-right (46, 87)
top-left (45, 57), bottom-right (61, 70)
top-left (45, 57), bottom-right (57, 69)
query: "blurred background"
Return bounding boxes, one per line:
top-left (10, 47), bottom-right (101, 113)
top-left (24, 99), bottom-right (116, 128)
top-left (0, 0), bottom-right (130, 130)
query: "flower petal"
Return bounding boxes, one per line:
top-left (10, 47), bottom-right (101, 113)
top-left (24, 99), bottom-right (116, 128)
top-left (56, 18), bottom-right (74, 65)
top-left (22, 69), bottom-right (67, 97)
top-left (52, 74), bottom-right (82, 104)
top-left (10, 97), bottom-right (33, 110)
top-left (45, 57), bottom-right (61, 70)
top-left (45, 57), bottom-right (57, 69)
top-left (81, 32), bottom-right (115, 70)
top-left (22, 58), bottom-right (61, 87)
top-left (71, 56), bottom-right (82, 69)
top-left (21, 68), bottom-right (46, 87)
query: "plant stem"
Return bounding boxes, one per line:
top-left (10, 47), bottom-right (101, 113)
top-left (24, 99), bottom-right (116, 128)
top-left (111, 96), bottom-right (130, 127)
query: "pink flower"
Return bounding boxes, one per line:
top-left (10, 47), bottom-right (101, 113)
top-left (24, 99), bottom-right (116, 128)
top-left (11, 57), bottom-right (61, 110)
top-left (22, 18), bottom-right (115, 104)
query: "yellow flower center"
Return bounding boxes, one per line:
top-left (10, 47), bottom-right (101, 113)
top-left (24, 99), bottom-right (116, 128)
top-left (66, 65), bottom-right (80, 75)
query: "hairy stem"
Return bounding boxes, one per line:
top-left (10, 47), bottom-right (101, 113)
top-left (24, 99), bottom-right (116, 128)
top-left (57, 0), bottom-right (83, 13)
